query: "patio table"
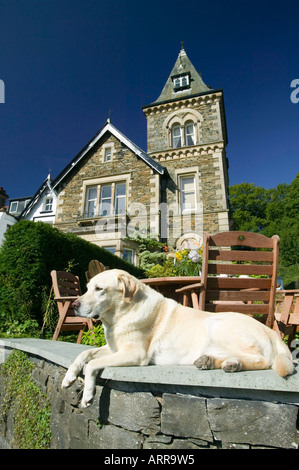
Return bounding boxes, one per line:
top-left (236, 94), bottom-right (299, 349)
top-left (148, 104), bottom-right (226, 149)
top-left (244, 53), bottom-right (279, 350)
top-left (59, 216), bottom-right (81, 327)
top-left (141, 276), bottom-right (201, 303)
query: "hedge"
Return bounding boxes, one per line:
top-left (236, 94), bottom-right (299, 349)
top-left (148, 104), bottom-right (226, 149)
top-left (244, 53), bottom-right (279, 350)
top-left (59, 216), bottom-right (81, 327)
top-left (0, 220), bottom-right (144, 331)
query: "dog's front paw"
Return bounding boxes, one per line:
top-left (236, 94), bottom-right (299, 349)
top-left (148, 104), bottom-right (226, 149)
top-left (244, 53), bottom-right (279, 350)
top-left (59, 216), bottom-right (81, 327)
top-left (81, 393), bottom-right (94, 408)
top-left (61, 371), bottom-right (77, 389)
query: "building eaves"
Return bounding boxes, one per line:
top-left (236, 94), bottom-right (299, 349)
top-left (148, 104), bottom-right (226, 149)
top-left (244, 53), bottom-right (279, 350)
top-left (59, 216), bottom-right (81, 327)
top-left (142, 88), bottom-right (224, 110)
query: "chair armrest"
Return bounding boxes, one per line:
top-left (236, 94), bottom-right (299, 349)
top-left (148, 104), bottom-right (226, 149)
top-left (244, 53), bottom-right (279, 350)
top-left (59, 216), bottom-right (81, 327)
top-left (175, 282), bottom-right (204, 293)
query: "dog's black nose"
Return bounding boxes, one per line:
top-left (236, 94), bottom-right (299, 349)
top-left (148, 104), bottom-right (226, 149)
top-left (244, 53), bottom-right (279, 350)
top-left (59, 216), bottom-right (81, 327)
top-left (72, 299), bottom-right (80, 309)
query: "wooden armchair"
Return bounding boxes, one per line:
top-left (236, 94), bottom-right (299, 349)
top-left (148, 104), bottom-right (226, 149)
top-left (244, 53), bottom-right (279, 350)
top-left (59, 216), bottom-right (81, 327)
top-left (85, 259), bottom-right (107, 282)
top-left (176, 231), bottom-right (280, 328)
top-left (51, 270), bottom-right (94, 343)
top-left (274, 290), bottom-right (299, 348)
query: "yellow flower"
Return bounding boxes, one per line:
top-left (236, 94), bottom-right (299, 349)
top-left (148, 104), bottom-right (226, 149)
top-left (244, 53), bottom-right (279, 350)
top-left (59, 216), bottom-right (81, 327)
top-left (182, 249), bottom-right (188, 256)
top-left (175, 252), bottom-right (182, 260)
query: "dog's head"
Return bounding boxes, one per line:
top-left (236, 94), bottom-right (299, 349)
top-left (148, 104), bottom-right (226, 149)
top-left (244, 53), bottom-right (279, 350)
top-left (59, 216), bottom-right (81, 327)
top-left (72, 269), bottom-right (139, 322)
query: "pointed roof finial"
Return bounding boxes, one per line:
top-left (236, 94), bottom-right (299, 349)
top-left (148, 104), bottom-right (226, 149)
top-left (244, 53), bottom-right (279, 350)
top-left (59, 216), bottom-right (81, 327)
top-left (107, 109), bottom-right (112, 123)
top-left (179, 41), bottom-right (186, 58)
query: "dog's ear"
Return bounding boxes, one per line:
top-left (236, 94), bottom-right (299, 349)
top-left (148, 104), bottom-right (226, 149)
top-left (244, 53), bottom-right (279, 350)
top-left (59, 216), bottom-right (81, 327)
top-left (118, 273), bottom-right (138, 302)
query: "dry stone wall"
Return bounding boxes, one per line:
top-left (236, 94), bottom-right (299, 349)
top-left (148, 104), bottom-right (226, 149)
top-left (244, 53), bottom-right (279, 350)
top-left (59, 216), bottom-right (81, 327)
top-left (0, 345), bottom-right (298, 450)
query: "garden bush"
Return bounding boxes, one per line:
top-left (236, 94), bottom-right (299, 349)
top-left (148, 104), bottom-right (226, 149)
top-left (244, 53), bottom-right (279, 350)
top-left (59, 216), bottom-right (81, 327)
top-left (0, 220), bottom-right (144, 335)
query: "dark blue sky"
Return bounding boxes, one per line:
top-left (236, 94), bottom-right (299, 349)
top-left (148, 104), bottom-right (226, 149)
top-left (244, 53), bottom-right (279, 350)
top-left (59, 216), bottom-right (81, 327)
top-left (0, 0), bottom-right (298, 200)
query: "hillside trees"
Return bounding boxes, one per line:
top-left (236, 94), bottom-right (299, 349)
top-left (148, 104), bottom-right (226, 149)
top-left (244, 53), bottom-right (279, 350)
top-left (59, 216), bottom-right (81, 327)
top-left (229, 173), bottom-right (299, 287)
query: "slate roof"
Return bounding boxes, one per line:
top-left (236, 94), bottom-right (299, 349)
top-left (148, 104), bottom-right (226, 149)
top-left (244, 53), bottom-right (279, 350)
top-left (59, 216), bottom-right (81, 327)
top-left (145, 46), bottom-right (213, 106)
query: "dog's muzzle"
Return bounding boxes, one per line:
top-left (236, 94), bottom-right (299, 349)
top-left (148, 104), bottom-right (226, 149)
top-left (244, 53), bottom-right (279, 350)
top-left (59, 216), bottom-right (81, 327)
top-left (72, 299), bottom-right (100, 320)
top-left (72, 299), bottom-right (80, 310)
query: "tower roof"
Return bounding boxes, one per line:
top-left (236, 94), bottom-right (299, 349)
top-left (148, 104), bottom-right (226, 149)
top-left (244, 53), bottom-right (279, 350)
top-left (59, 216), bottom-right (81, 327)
top-left (152, 45), bottom-right (211, 105)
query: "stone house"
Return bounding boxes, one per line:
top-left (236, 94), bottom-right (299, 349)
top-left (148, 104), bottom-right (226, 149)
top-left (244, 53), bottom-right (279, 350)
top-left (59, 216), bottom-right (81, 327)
top-left (14, 46), bottom-right (230, 264)
top-left (53, 121), bottom-right (165, 264)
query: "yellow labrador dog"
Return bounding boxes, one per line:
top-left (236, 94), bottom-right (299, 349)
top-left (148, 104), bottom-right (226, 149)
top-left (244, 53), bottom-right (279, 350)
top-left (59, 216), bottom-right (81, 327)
top-left (61, 269), bottom-right (294, 407)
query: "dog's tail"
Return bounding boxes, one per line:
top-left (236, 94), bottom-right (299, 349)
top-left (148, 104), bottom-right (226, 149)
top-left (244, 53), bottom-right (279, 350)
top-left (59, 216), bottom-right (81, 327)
top-left (271, 331), bottom-right (295, 377)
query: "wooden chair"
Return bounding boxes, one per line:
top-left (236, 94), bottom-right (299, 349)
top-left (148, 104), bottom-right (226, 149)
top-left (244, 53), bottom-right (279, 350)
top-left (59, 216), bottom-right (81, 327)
top-left (273, 290), bottom-right (299, 348)
top-left (85, 259), bottom-right (107, 282)
top-left (176, 231), bottom-right (280, 328)
top-left (51, 270), bottom-right (94, 343)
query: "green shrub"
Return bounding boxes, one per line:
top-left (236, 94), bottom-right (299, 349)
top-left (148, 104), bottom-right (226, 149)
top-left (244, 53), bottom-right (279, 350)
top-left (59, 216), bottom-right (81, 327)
top-left (81, 323), bottom-right (106, 347)
top-left (146, 258), bottom-right (177, 278)
top-left (126, 235), bottom-right (167, 271)
top-left (0, 220), bottom-right (144, 335)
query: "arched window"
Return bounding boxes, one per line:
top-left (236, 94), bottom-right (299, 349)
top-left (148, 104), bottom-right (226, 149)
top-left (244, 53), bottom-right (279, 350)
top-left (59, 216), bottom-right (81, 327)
top-left (172, 125), bottom-right (182, 148)
top-left (185, 122), bottom-right (196, 146)
top-left (171, 122), bottom-right (196, 148)
top-left (164, 110), bottom-right (202, 149)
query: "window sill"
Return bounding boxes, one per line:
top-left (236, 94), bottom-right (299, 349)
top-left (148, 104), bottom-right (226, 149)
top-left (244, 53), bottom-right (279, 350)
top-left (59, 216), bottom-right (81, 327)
top-left (172, 143), bottom-right (198, 150)
top-left (77, 214), bottom-right (128, 226)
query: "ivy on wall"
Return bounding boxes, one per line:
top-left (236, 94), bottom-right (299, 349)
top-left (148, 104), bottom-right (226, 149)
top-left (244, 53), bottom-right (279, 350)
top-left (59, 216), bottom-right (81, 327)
top-left (0, 350), bottom-right (51, 449)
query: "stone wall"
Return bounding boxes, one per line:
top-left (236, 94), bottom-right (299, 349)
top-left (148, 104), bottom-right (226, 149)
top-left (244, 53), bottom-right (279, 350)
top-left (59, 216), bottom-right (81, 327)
top-left (0, 339), bottom-right (298, 450)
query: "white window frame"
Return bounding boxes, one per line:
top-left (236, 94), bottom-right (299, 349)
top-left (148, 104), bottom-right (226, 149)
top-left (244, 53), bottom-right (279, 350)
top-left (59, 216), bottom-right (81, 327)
top-left (9, 199), bottom-right (31, 214)
top-left (180, 175), bottom-right (196, 213)
top-left (104, 148), bottom-right (112, 162)
top-left (82, 174), bottom-right (130, 219)
top-left (44, 197), bottom-right (53, 212)
top-left (99, 184), bottom-right (112, 216)
top-left (85, 186), bottom-right (98, 218)
top-left (172, 124), bottom-right (182, 148)
top-left (175, 167), bottom-right (201, 214)
top-left (10, 201), bottom-right (18, 213)
top-left (171, 121), bottom-right (196, 149)
top-left (185, 122), bottom-right (196, 146)
top-left (114, 182), bottom-right (126, 215)
top-left (123, 248), bottom-right (134, 264)
top-left (173, 74), bottom-right (190, 89)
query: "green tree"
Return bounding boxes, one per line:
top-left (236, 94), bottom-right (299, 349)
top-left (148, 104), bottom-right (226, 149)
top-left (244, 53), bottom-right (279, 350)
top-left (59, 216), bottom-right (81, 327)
top-left (229, 174), bottom-right (299, 288)
top-left (229, 182), bottom-right (270, 232)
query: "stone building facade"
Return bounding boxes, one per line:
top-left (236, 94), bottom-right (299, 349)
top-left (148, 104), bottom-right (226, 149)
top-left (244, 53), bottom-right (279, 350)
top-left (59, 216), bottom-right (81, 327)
top-left (53, 123), bottom-right (165, 264)
top-left (48, 46), bottom-right (230, 262)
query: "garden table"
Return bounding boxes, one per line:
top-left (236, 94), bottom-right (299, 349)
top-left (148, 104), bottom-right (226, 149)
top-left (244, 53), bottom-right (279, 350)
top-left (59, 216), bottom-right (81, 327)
top-left (141, 276), bottom-right (201, 303)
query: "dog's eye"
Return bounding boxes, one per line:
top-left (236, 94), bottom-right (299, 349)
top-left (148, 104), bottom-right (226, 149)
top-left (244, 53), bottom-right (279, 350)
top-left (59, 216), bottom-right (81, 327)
top-left (95, 286), bottom-right (103, 292)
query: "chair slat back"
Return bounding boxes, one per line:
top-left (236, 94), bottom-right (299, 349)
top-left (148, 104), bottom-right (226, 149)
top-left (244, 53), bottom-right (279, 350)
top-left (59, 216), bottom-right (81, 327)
top-left (85, 260), bottom-right (106, 282)
top-left (200, 231), bottom-right (280, 327)
top-left (51, 270), bottom-right (81, 298)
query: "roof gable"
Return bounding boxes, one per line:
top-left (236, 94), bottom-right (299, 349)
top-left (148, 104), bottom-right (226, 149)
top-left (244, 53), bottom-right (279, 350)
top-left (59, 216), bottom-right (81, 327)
top-left (19, 174), bottom-right (56, 218)
top-left (52, 121), bottom-right (165, 189)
